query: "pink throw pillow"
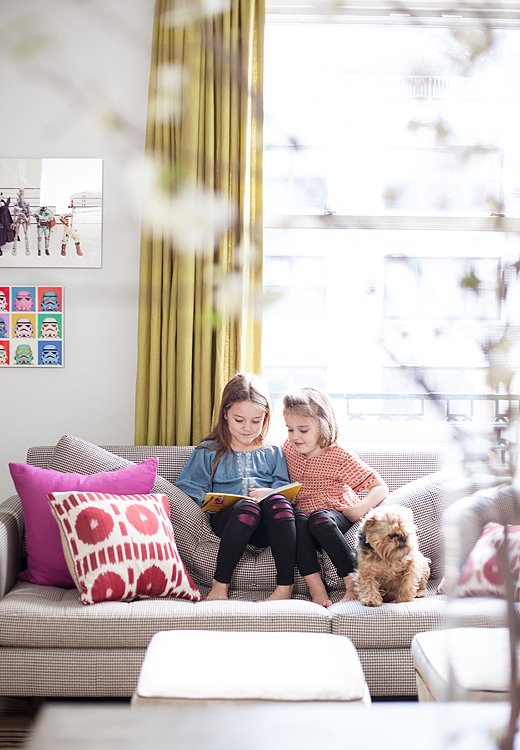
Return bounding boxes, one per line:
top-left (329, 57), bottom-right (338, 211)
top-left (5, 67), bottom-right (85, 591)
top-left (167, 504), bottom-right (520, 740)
top-left (9, 457), bottom-right (159, 588)
top-left (47, 490), bottom-right (201, 605)
top-left (439, 522), bottom-right (520, 600)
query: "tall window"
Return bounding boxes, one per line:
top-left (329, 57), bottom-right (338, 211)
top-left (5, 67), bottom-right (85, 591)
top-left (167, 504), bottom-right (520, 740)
top-left (262, 5), bottom-right (520, 443)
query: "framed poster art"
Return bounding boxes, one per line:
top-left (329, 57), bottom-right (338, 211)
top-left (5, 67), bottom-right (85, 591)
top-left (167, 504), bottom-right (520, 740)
top-left (0, 158), bottom-right (102, 268)
top-left (0, 285), bottom-right (64, 367)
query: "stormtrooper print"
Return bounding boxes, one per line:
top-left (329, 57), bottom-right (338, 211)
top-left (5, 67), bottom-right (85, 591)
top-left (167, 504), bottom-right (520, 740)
top-left (0, 318), bottom-right (7, 338)
top-left (14, 343), bottom-right (33, 365)
top-left (0, 290), bottom-right (8, 312)
top-left (40, 290), bottom-right (60, 312)
top-left (13, 317), bottom-right (34, 338)
top-left (40, 317), bottom-right (60, 338)
top-left (14, 289), bottom-right (34, 312)
top-left (39, 343), bottom-right (61, 365)
top-left (0, 344), bottom-right (8, 365)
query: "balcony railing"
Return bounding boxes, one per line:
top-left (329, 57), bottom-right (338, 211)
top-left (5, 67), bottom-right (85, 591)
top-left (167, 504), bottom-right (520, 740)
top-left (271, 392), bottom-right (520, 464)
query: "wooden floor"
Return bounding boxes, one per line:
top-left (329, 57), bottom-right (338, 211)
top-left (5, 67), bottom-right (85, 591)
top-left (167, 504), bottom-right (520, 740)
top-left (0, 699), bottom-right (34, 749)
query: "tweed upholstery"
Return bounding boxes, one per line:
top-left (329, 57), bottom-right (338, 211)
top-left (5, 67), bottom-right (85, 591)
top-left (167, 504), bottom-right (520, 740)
top-left (357, 647), bottom-right (418, 697)
top-left (0, 495), bottom-right (24, 598)
top-left (0, 648), bottom-right (146, 697)
top-left (0, 583), bottom-right (331, 650)
top-left (330, 580), bottom-right (510, 648)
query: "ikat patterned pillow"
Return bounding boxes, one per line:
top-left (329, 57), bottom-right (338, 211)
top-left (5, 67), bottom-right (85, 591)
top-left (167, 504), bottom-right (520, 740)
top-left (438, 521), bottom-right (520, 600)
top-left (47, 490), bottom-right (202, 605)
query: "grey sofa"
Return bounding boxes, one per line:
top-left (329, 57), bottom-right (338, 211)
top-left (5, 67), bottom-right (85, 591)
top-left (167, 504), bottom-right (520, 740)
top-left (0, 435), bottom-right (509, 699)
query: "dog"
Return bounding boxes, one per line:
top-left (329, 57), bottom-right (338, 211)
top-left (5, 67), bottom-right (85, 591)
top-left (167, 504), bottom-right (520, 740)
top-left (351, 505), bottom-right (430, 606)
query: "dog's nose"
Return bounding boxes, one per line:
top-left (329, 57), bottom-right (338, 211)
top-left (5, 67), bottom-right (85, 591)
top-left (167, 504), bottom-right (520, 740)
top-left (398, 535), bottom-right (407, 546)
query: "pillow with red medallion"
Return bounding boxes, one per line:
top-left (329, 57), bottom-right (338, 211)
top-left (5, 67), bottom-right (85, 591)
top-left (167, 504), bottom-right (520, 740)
top-left (47, 490), bottom-right (201, 605)
top-left (439, 521), bottom-right (520, 600)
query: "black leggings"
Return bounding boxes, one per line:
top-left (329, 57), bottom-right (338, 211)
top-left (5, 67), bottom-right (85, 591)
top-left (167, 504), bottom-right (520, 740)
top-left (210, 494), bottom-right (296, 586)
top-left (296, 508), bottom-right (356, 579)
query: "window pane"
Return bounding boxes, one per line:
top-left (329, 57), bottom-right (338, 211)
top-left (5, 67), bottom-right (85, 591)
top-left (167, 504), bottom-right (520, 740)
top-left (262, 227), bottom-right (519, 395)
top-left (264, 23), bottom-right (520, 218)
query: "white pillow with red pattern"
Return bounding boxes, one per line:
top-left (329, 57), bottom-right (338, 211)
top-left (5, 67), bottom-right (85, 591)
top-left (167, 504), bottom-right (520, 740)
top-left (438, 521), bottom-right (520, 600)
top-left (48, 490), bottom-right (201, 605)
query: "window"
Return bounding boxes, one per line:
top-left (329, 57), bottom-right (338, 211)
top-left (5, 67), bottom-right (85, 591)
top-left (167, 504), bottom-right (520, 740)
top-left (262, 5), bottom-right (520, 444)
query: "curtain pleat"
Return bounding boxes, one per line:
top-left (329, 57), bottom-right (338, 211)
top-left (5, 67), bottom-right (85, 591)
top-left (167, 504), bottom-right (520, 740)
top-left (135, 0), bottom-right (264, 446)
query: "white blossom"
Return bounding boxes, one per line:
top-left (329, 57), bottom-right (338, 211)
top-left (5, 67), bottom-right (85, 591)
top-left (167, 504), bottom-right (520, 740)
top-left (149, 64), bottom-right (186, 123)
top-left (126, 156), bottom-right (234, 255)
top-left (162, 0), bottom-right (231, 27)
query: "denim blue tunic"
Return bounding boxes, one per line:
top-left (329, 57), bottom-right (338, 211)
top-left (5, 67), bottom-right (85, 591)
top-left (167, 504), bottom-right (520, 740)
top-left (175, 441), bottom-right (290, 507)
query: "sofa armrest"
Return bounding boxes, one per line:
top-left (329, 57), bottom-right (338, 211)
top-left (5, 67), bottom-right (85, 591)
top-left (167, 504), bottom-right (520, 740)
top-left (442, 483), bottom-right (519, 574)
top-left (0, 494), bottom-right (24, 598)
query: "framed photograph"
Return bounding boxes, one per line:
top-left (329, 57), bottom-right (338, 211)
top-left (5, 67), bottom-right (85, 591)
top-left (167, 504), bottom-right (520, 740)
top-left (0, 158), bottom-right (102, 268)
top-left (0, 285), bottom-right (64, 367)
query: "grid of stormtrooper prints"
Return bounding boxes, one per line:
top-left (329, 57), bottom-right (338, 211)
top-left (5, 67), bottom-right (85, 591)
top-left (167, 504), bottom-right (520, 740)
top-left (0, 285), bottom-right (64, 367)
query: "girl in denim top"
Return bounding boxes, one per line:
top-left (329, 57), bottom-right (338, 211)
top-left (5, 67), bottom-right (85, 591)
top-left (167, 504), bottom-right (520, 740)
top-left (176, 373), bottom-right (296, 601)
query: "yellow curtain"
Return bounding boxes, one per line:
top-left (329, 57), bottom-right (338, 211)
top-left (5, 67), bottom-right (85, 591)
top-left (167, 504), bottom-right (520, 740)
top-left (135, 0), bottom-right (264, 445)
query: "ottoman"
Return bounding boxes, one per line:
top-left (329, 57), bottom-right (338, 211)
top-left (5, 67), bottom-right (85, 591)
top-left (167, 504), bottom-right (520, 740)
top-left (132, 630), bottom-right (371, 705)
top-left (412, 628), bottom-right (511, 702)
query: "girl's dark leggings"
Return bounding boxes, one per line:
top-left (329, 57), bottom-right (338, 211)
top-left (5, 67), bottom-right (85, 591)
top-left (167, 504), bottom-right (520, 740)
top-left (210, 494), bottom-right (296, 586)
top-left (296, 508), bottom-right (356, 579)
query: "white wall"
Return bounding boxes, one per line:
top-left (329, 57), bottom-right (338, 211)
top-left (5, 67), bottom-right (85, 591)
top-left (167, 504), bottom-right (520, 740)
top-left (0, 0), bottom-right (155, 497)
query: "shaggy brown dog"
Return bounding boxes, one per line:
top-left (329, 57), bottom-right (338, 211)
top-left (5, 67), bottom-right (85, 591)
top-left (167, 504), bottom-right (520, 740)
top-left (351, 505), bottom-right (430, 606)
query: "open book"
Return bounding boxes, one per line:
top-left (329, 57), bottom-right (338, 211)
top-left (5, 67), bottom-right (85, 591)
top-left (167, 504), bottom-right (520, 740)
top-left (201, 482), bottom-right (302, 513)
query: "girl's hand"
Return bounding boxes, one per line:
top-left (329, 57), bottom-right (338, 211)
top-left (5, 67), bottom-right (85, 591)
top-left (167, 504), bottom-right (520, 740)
top-left (249, 487), bottom-right (270, 500)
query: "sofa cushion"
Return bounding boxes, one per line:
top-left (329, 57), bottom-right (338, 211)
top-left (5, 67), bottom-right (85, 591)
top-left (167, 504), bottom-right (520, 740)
top-left (0, 583), bottom-right (332, 649)
top-left (9, 457), bottom-right (159, 588)
top-left (329, 580), bottom-right (509, 650)
top-left (322, 472), bottom-right (447, 591)
top-left (48, 490), bottom-right (201, 605)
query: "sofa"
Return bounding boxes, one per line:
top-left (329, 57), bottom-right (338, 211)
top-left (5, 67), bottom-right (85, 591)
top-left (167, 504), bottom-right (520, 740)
top-left (0, 435), bottom-right (512, 699)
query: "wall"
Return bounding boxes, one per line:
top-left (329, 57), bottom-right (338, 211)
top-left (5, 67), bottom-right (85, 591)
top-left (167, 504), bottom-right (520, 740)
top-left (0, 0), bottom-right (155, 497)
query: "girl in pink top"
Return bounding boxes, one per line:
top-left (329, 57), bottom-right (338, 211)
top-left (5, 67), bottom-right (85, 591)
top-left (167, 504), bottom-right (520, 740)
top-left (283, 387), bottom-right (389, 607)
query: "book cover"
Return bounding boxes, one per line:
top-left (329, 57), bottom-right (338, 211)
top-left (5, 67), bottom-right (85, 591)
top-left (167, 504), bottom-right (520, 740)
top-left (201, 482), bottom-right (302, 513)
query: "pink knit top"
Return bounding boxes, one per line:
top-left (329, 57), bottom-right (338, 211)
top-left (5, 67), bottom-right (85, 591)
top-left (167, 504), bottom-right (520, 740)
top-left (283, 440), bottom-right (376, 515)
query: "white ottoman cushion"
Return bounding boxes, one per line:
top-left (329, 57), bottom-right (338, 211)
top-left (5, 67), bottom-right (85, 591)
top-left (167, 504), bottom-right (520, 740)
top-left (412, 628), bottom-right (511, 701)
top-left (134, 630), bottom-right (369, 704)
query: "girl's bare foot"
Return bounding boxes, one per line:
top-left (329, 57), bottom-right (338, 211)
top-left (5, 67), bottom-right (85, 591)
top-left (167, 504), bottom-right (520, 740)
top-left (265, 584), bottom-right (293, 601)
top-left (205, 580), bottom-right (229, 601)
top-left (304, 572), bottom-right (332, 608)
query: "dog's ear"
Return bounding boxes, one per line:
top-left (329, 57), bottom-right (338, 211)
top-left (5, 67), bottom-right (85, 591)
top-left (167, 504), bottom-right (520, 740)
top-left (363, 516), bottom-right (378, 532)
top-left (357, 527), bottom-right (371, 550)
top-left (359, 517), bottom-right (377, 549)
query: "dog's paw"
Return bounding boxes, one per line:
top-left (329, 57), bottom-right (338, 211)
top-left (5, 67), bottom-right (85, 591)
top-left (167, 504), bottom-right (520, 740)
top-left (359, 595), bottom-right (383, 607)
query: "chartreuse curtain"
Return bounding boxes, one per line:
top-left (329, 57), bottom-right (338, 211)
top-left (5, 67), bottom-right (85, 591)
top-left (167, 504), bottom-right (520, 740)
top-left (135, 0), bottom-right (265, 445)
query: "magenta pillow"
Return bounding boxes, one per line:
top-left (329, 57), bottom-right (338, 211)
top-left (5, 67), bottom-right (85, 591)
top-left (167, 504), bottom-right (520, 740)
top-left (9, 457), bottom-right (159, 588)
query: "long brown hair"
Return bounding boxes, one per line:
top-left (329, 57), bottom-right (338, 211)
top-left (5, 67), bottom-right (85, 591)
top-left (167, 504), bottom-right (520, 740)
top-left (283, 386), bottom-right (339, 448)
top-left (202, 372), bottom-right (272, 474)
